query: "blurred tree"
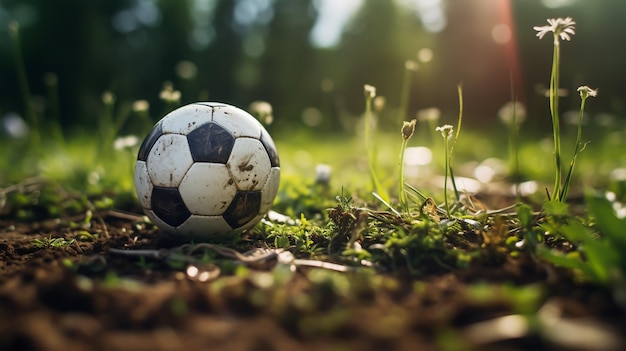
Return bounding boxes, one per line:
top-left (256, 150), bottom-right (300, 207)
top-left (195, 0), bottom-right (243, 106)
top-left (338, 0), bottom-right (405, 118)
top-left (256, 0), bottom-right (319, 130)
top-left (1, 0), bottom-right (126, 127)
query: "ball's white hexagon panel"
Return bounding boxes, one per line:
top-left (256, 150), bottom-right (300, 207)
top-left (160, 104), bottom-right (214, 135)
top-left (147, 134), bottom-right (194, 187)
top-left (176, 215), bottom-right (234, 239)
top-left (212, 105), bottom-right (261, 138)
top-left (260, 167), bottom-right (280, 214)
top-left (144, 209), bottom-right (176, 233)
top-left (134, 160), bottom-right (153, 210)
top-left (179, 163), bottom-right (237, 216)
top-left (226, 138), bottom-right (271, 191)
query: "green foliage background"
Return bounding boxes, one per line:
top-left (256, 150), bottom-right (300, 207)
top-left (1, 0), bottom-right (625, 135)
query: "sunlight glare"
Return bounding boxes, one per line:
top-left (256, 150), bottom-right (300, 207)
top-left (401, 0), bottom-right (447, 33)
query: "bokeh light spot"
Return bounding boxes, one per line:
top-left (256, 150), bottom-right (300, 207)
top-left (404, 146), bottom-right (433, 166)
top-left (491, 23), bottom-right (511, 44)
top-left (417, 48), bottom-right (433, 63)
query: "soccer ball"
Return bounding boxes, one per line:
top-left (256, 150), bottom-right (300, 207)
top-left (134, 102), bottom-right (280, 240)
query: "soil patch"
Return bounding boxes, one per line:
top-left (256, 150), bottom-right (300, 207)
top-left (1, 212), bottom-right (624, 351)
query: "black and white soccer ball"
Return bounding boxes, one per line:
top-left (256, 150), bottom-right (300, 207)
top-left (134, 102), bottom-right (280, 240)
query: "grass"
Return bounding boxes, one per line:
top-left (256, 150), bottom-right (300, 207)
top-left (31, 235), bottom-right (75, 249)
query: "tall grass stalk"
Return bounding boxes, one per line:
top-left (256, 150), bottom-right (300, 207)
top-left (509, 100), bottom-right (520, 173)
top-left (96, 92), bottom-right (131, 162)
top-left (449, 84), bottom-right (464, 201)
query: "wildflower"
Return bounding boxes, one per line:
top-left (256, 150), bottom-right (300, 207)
top-left (159, 82), bottom-right (181, 103)
top-left (577, 86), bottom-right (598, 99)
top-left (436, 124), bottom-right (455, 216)
top-left (398, 119), bottom-right (417, 213)
top-left (175, 60), bottom-right (198, 80)
top-left (7, 21), bottom-right (19, 38)
top-left (417, 107), bottom-right (441, 123)
top-left (436, 124), bottom-right (453, 140)
top-left (1, 113), bottom-right (29, 138)
top-left (320, 78), bottom-right (335, 93)
top-left (102, 91), bottom-right (116, 105)
top-left (315, 164), bottom-right (332, 184)
top-left (534, 17), bottom-right (576, 42)
top-left (113, 135), bottom-right (139, 150)
top-left (249, 100), bottom-right (274, 125)
top-left (373, 96), bottom-right (386, 111)
top-left (364, 84), bottom-right (376, 99)
top-left (401, 119), bottom-right (417, 140)
top-left (534, 17), bottom-right (576, 201)
top-left (132, 100), bottom-right (150, 113)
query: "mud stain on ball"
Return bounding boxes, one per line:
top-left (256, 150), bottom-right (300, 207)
top-left (238, 163), bottom-right (254, 172)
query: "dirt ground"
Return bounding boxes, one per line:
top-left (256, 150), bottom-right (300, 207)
top-left (1, 211), bottom-right (625, 351)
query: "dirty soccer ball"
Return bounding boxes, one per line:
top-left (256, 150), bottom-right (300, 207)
top-left (134, 102), bottom-right (280, 239)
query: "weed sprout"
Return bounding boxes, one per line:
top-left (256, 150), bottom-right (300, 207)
top-left (363, 84), bottom-right (388, 201)
top-left (159, 81), bottom-right (182, 113)
top-left (399, 119), bottom-right (417, 213)
top-left (249, 100), bottom-right (274, 125)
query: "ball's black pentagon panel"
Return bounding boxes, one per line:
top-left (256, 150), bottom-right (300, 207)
top-left (187, 122), bottom-right (235, 163)
top-left (223, 191), bottom-right (261, 229)
top-left (151, 186), bottom-right (191, 227)
top-left (260, 129), bottom-right (280, 167)
top-left (137, 122), bottom-right (163, 161)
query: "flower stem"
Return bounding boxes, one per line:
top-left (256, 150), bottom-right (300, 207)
top-left (443, 135), bottom-right (450, 216)
top-left (449, 84), bottom-right (463, 201)
top-left (398, 137), bottom-right (409, 212)
top-left (364, 90), bottom-right (387, 201)
top-left (550, 36), bottom-right (562, 201)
